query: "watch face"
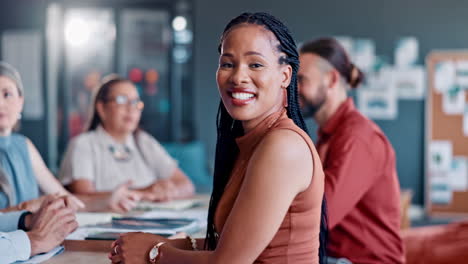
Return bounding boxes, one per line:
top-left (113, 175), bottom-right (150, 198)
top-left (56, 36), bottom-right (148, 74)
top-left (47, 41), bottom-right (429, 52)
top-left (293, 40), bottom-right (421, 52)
top-left (149, 247), bottom-right (159, 260)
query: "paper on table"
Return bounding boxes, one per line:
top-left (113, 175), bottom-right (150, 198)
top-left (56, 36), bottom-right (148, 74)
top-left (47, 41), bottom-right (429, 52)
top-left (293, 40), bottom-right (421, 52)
top-left (140, 208), bottom-right (208, 235)
top-left (75, 212), bottom-right (121, 226)
top-left (435, 61), bottom-right (456, 93)
top-left (78, 217), bottom-right (200, 238)
top-left (15, 246), bottom-right (64, 263)
top-left (67, 208), bottom-right (208, 240)
top-left (429, 141), bottom-right (453, 172)
top-left (67, 225), bottom-right (177, 240)
top-left (111, 217), bottom-right (196, 229)
top-left (448, 157), bottom-right (468, 191)
top-left (139, 208), bottom-right (208, 221)
top-left (135, 198), bottom-right (206, 211)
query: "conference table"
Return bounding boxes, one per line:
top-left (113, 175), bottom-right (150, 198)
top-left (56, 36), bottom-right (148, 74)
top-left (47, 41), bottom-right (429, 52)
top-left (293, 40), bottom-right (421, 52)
top-left (44, 240), bottom-right (111, 264)
top-left (43, 195), bottom-right (209, 264)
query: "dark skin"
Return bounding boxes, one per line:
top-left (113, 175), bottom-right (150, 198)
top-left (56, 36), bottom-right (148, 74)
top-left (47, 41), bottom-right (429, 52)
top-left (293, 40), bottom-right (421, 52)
top-left (108, 23), bottom-right (313, 264)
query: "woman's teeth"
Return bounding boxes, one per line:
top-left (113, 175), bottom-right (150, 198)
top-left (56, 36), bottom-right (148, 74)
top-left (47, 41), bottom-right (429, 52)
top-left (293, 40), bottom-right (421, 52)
top-left (231, 92), bottom-right (254, 100)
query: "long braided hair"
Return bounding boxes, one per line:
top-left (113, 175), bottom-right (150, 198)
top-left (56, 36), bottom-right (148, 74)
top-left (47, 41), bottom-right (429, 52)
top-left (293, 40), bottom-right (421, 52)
top-left (205, 12), bottom-right (328, 263)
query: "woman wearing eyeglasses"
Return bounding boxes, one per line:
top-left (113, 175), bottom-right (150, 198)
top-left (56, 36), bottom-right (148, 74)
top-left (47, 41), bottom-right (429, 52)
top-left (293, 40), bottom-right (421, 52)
top-left (59, 75), bottom-right (194, 213)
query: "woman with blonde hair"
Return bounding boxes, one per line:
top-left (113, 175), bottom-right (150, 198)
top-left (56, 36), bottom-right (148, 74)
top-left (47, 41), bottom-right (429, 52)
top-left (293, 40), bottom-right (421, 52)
top-left (0, 61), bottom-right (84, 212)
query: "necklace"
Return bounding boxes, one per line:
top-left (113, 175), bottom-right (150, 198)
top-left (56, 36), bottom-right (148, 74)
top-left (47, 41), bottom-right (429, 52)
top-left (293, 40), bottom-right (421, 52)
top-left (108, 145), bottom-right (132, 162)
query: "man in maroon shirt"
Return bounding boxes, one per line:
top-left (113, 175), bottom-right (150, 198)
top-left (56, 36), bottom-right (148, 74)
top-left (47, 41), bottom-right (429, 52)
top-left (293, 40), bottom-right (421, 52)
top-left (297, 38), bottom-right (404, 264)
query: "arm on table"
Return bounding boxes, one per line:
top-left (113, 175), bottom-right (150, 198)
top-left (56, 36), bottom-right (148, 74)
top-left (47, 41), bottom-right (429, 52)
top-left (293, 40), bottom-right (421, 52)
top-left (111, 130), bottom-right (313, 264)
top-left (138, 168), bottom-right (195, 202)
top-left (68, 179), bottom-right (141, 213)
top-left (26, 139), bottom-right (85, 211)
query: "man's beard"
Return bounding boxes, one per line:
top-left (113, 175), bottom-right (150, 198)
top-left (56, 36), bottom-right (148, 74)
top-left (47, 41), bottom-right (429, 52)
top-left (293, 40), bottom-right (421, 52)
top-left (300, 90), bottom-right (327, 118)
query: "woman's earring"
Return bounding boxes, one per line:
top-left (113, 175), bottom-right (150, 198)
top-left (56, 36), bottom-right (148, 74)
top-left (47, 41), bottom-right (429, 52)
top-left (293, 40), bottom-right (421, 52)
top-left (283, 88), bottom-right (288, 108)
top-left (18, 113), bottom-right (22, 120)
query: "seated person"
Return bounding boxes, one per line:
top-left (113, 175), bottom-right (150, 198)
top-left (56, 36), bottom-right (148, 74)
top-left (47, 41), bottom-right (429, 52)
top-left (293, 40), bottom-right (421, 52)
top-left (108, 12), bottom-right (326, 264)
top-left (0, 196), bottom-right (78, 263)
top-left (0, 62), bottom-right (84, 212)
top-left (59, 75), bottom-right (194, 209)
top-left (297, 38), bottom-right (404, 263)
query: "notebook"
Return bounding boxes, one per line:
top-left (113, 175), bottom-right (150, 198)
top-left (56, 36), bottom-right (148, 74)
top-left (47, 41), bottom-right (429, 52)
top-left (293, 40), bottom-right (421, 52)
top-left (85, 216), bottom-right (199, 235)
top-left (135, 198), bottom-right (206, 211)
top-left (111, 217), bottom-right (197, 230)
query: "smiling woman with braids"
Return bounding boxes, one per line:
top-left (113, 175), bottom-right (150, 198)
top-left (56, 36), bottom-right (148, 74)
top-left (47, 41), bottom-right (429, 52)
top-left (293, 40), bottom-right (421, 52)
top-left (109, 12), bottom-right (327, 264)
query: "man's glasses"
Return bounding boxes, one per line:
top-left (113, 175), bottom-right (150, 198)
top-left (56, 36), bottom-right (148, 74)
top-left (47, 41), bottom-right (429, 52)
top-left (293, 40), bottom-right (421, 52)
top-left (105, 95), bottom-right (144, 110)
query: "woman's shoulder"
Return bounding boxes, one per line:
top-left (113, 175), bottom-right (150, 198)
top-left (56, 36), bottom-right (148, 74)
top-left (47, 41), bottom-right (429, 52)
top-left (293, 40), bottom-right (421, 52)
top-left (10, 133), bottom-right (31, 150)
top-left (272, 118), bottom-right (313, 145)
top-left (135, 129), bottom-right (156, 140)
top-left (134, 129), bottom-right (161, 146)
top-left (66, 130), bottom-right (101, 150)
top-left (251, 126), bottom-right (313, 190)
top-left (258, 128), bottom-right (311, 163)
top-left (10, 133), bottom-right (28, 142)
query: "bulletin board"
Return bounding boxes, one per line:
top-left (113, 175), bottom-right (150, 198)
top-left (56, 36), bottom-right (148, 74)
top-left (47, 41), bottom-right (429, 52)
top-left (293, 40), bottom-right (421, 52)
top-left (426, 51), bottom-right (468, 216)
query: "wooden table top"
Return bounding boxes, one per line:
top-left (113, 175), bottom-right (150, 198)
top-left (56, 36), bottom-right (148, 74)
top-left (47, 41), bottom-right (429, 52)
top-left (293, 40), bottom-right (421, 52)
top-left (43, 195), bottom-right (210, 263)
top-left (43, 251), bottom-right (109, 264)
top-left (44, 240), bottom-right (111, 264)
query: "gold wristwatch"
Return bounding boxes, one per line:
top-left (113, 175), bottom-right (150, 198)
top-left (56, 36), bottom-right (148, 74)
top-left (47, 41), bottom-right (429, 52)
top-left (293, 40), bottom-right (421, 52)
top-left (149, 242), bottom-right (166, 263)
